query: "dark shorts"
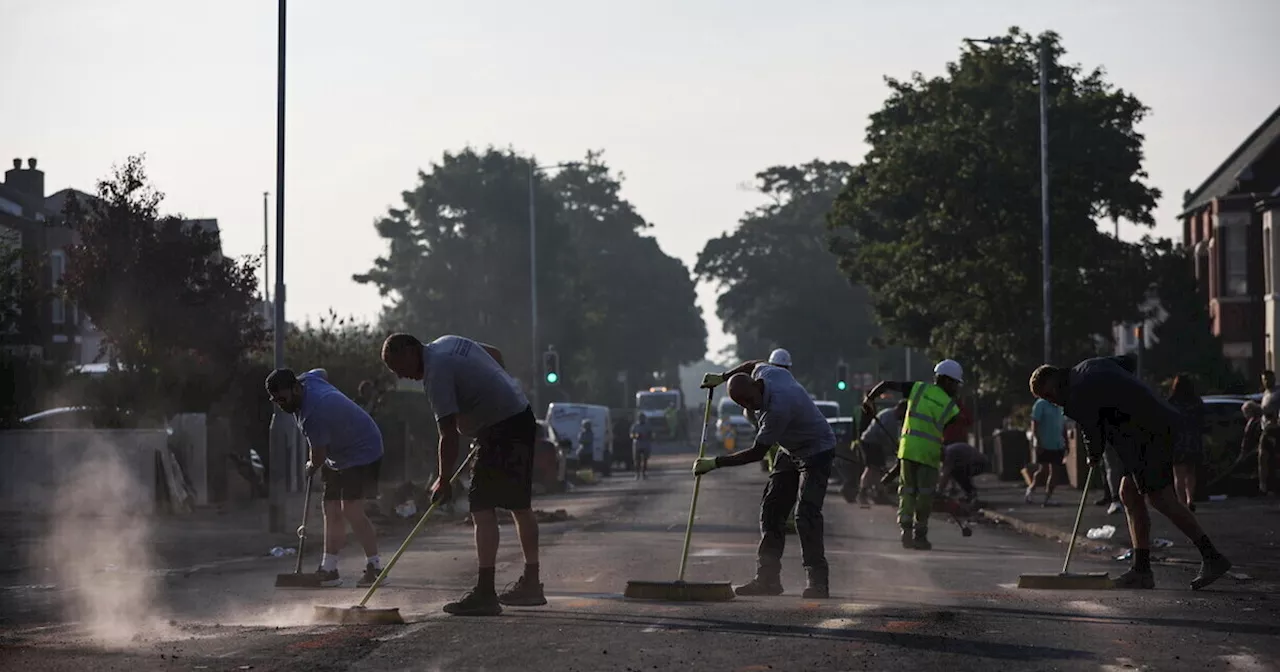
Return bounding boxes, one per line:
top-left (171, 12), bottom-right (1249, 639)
top-left (633, 444), bottom-right (652, 460)
top-left (1035, 448), bottom-right (1066, 465)
top-left (859, 441), bottom-right (886, 469)
top-left (469, 407), bottom-right (537, 512)
top-left (322, 459), bottom-right (381, 502)
top-left (1114, 429), bottom-right (1175, 495)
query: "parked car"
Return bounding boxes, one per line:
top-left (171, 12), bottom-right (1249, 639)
top-left (827, 416), bottom-right (857, 486)
top-left (1200, 395), bottom-right (1258, 496)
top-left (534, 419), bottom-right (567, 492)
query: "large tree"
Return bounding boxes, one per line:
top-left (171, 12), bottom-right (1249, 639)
top-left (696, 160), bottom-right (893, 392)
top-left (60, 155), bottom-right (266, 417)
top-left (356, 148), bottom-right (706, 404)
top-left (827, 29), bottom-right (1158, 395)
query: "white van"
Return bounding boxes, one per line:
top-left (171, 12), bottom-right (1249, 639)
top-left (544, 403), bottom-right (613, 462)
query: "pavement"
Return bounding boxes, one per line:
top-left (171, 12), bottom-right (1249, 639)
top-left (974, 473), bottom-right (1280, 585)
top-left (1, 442), bottom-right (1278, 671)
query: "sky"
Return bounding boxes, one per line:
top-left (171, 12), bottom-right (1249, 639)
top-left (3, 0), bottom-right (1278, 362)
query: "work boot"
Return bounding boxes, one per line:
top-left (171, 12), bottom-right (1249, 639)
top-left (498, 575), bottom-right (547, 606)
top-left (1190, 554), bottom-right (1233, 591)
top-left (734, 578), bottom-right (784, 596)
top-left (900, 525), bottom-right (914, 549)
top-left (314, 567), bottom-right (342, 588)
top-left (356, 562), bottom-right (383, 588)
top-left (912, 529), bottom-right (932, 551)
top-left (442, 588), bottom-right (503, 616)
top-left (1112, 568), bottom-right (1155, 589)
top-left (801, 567), bottom-right (830, 599)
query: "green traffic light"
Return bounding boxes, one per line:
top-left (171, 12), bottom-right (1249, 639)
top-left (836, 381), bottom-right (847, 391)
top-left (546, 372), bottom-right (559, 384)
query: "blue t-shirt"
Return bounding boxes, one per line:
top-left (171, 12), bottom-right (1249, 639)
top-left (295, 369), bottom-right (384, 470)
top-left (1031, 398), bottom-right (1065, 452)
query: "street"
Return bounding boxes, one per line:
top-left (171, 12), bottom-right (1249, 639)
top-left (2, 442), bottom-right (1279, 672)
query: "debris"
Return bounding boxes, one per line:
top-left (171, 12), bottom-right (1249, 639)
top-left (1209, 495), bottom-right (1227, 502)
top-left (1153, 538), bottom-right (1174, 549)
top-left (394, 501), bottom-right (417, 518)
top-left (1086, 525), bottom-right (1117, 540)
top-left (1114, 549), bottom-right (1133, 562)
top-left (269, 547), bottom-right (287, 557)
top-left (1227, 572), bottom-right (1254, 582)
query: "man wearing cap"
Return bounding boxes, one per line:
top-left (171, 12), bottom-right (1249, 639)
top-left (266, 367), bottom-right (385, 588)
top-left (863, 360), bottom-right (964, 550)
top-left (380, 333), bottom-right (544, 616)
top-left (694, 358), bottom-right (836, 598)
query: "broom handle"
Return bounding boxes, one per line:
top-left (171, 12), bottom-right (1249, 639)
top-left (1061, 465), bottom-right (1095, 575)
top-left (677, 387), bottom-right (716, 582)
top-left (356, 443), bottom-right (481, 608)
top-left (294, 470), bottom-right (314, 575)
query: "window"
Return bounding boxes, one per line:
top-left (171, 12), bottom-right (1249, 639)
top-left (50, 250), bottom-right (66, 324)
top-left (1224, 225), bottom-right (1249, 296)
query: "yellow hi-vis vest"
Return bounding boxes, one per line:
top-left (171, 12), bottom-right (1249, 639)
top-left (897, 382), bottom-right (959, 469)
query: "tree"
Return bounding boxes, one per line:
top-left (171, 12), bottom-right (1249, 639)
top-left (827, 28), bottom-right (1158, 395)
top-left (696, 160), bottom-right (892, 391)
top-left (356, 147), bottom-right (706, 403)
top-left (281, 310), bottom-right (395, 400)
top-left (1140, 241), bottom-right (1246, 394)
top-left (60, 155), bottom-right (266, 417)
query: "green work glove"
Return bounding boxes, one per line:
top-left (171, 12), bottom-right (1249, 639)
top-left (701, 372), bottom-right (725, 389)
top-left (692, 457), bottom-right (718, 476)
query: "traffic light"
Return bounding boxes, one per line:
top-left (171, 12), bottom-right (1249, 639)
top-left (835, 363), bottom-right (848, 391)
top-left (542, 347), bottom-right (560, 385)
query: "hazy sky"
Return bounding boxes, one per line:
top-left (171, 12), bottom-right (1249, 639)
top-left (4, 0), bottom-right (1278, 361)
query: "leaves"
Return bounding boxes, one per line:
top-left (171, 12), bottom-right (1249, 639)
top-left (827, 29), bottom-right (1160, 395)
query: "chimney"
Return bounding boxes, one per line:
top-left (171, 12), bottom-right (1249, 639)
top-left (4, 156), bottom-right (46, 203)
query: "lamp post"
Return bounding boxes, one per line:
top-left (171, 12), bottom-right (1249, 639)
top-left (965, 35), bottom-right (1052, 364)
top-left (527, 160), bottom-right (580, 416)
top-left (268, 0), bottom-right (289, 533)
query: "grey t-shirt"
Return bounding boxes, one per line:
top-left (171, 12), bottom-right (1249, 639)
top-left (860, 408), bottom-right (902, 448)
top-left (422, 335), bottom-right (530, 437)
top-left (1262, 386), bottom-right (1280, 428)
top-left (750, 364), bottom-right (835, 460)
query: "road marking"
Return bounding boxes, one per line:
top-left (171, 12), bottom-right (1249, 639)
top-left (1219, 653), bottom-right (1271, 671)
top-left (815, 618), bottom-right (861, 630)
top-left (1062, 599), bottom-right (1116, 615)
top-left (839, 603), bottom-right (881, 615)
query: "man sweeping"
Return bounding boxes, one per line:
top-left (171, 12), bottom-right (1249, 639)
top-left (381, 333), bottom-right (544, 616)
top-left (1029, 356), bottom-right (1233, 590)
top-left (852, 399), bottom-right (907, 506)
top-left (863, 360), bottom-right (964, 550)
top-left (694, 359), bottom-right (836, 598)
top-left (266, 368), bottom-right (385, 588)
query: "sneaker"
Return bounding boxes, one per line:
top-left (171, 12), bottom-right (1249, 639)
top-left (314, 567), bottom-right (342, 588)
top-left (1190, 554), bottom-right (1232, 591)
top-left (498, 575), bottom-right (547, 606)
top-left (356, 563), bottom-right (383, 588)
top-left (442, 589), bottom-right (503, 616)
top-left (733, 579), bottom-right (784, 596)
top-left (1113, 568), bottom-right (1155, 589)
top-left (1107, 502), bottom-right (1123, 515)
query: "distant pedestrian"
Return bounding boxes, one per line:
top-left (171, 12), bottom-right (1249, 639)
top-left (577, 419), bottom-right (596, 473)
top-left (630, 414), bottom-right (653, 480)
top-left (1030, 356), bottom-right (1233, 590)
top-left (1023, 395), bottom-right (1068, 506)
top-left (1259, 371), bottom-right (1280, 496)
top-left (1167, 373), bottom-right (1206, 511)
top-left (266, 367), bottom-right (385, 589)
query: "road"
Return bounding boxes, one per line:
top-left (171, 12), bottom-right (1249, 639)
top-left (3, 441), bottom-right (1279, 671)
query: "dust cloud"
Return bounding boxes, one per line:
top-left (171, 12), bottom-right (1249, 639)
top-left (39, 442), bottom-right (173, 647)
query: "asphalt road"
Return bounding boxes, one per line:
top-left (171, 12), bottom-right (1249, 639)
top-left (3, 442), bottom-right (1279, 672)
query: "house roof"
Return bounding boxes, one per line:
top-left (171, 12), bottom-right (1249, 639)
top-left (1181, 103), bottom-right (1280, 217)
top-left (43, 188), bottom-right (99, 221)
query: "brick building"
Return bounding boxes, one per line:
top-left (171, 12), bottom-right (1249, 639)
top-left (1182, 104), bottom-right (1280, 378)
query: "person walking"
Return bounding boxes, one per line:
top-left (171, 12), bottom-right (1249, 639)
top-left (266, 368), bottom-right (386, 588)
top-left (1260, 371), bottom-right (1280, 496)
top-left (1167, 373), bottom-right (1206, 511)
top-left (863, 360), bottom-right (965, 551)
top-left (380, 333), bottom-right (544, 616)
top-left (1029, 356), bottom-right (1233, 590)
top-left (577, 419), bottom-right (596, 474)
top-left (630, 414), bottom-right (653, 480)
top-left (1024, 395), bottom-right (1068, 506)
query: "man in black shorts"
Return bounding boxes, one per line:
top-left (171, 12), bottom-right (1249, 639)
top-left (1029, 356), bottom-right (1232, 590)
top-left (381, 333), bottom-right (543, 616)
top-left (267, 368), bottom-right (385, 588)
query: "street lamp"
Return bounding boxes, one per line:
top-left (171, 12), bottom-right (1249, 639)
top-left (965, 35), bottom-right (1052, 364)
top-left (268, 0), bottom-right (289, 533)
top-left (528, 161), bottom-right (581, 416)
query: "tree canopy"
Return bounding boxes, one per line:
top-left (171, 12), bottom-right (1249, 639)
top-left (696, 160), bottom-right (896, 392)
top-left (827, 28), bottom-right (1159, 394)
top-left (60, 155), bottom-right (265, 416)
top-left (355, 147), bottom-right (706, 405)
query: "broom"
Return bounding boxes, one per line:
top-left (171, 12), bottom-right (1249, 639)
top-left (1017, 466), bottom-right (1114, 589)
top-left (624, 381), bottom-right (735, 601)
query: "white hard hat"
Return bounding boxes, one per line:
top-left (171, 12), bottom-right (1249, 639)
top-left (768, 348), bottom-right (792, 368)
top-left (934, 359), bottom-right (964, 383)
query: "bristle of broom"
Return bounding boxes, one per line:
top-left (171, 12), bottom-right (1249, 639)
top-left (312, 605), bottom-right (405, 625)
top-left (1016, 572), bottom-right (1113, 590)
top-left (624, 580), bottom-right (736, 602)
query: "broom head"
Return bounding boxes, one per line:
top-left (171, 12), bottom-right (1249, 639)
top-left (624, 580), bottom-right (735, 601)
top-left (312, 604), bottom-right (405, 625)
top-left (1017, 572), bottom-right (1113, 590)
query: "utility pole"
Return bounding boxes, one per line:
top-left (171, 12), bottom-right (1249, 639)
top-left (528, 166), bottom-right (538, 417)
top-left (268, 0), bottom-right (288, 534)
top-left (262, 191), bottom-right (270, 323)
top-left (1039, 37), bottom-right (1052, 365)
